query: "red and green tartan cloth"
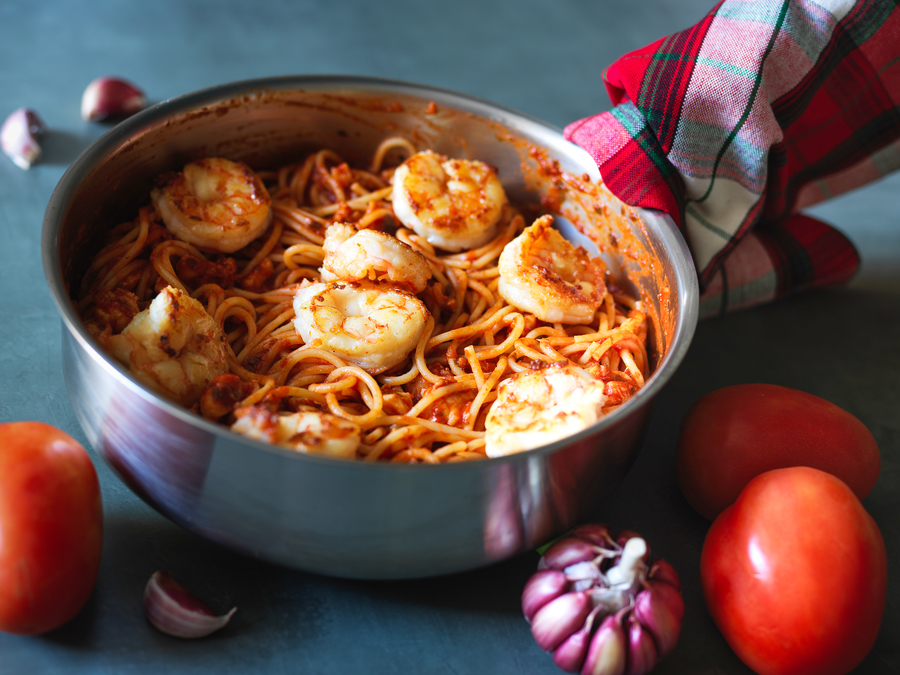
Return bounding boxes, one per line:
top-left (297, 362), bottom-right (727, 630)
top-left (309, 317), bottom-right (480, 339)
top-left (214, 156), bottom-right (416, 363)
top-left (564, 0), bottom-right (900, 318)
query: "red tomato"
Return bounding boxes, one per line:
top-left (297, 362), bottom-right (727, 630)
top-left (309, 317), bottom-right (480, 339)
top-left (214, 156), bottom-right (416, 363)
top-left (0, 422), bottom-right (103, 635)
top-left (676, 383), bottom-right (879, 520)
top-left (701, 467), bottom-right (887, 675)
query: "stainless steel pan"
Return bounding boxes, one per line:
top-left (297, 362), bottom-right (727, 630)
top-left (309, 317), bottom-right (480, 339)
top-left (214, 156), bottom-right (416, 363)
top-left (43, 76), bottom-right (698, 579)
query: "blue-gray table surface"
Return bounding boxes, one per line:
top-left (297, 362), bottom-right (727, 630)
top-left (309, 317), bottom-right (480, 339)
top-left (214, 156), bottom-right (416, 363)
top-left (1, 1), bottom-right (897, 673)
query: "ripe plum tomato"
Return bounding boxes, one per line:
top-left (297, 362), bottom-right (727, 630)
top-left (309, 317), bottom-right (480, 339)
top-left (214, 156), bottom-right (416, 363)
top-left (676, 383), bottom-right (879, 520)
top-left (701, 467), bottom-right (887, 675)
top-left (0, 422), bottom-right (103, 635)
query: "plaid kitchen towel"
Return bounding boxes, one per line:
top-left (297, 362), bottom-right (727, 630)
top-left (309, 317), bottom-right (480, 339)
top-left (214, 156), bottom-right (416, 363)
top-left (565, 0), bottom-right (900, 318)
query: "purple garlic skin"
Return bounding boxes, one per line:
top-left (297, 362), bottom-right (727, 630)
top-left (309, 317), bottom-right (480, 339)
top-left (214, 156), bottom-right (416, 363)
top-left (531, 590), bottom-right (593, 652)
top-left (523, 569), bottom-right (568, 622)
top-left (570, 523), bottom-right (616, 547)
top-left (624, 614), bottom-right (658, 675)
top-left (582, 612), bottom-right (627, 675)
top-left (144, 570), bottom-right (236, 639)
top-left (539, 537), bottom-right (599, 570)
top-left (632, 580), bottom-right (685, 657)
top-left (1, 108), bottom-right (46, 169)
top-left (522, 524), bottom-right (684, 675)
top-left (81, 76), bottom-right (146, 121)
top-left (647, 558), bottom-right (681, 592)
top-left (553, 618), bottom-right (594, 673)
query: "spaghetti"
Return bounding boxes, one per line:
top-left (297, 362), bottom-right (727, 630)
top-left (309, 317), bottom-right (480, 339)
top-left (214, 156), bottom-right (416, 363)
top-left (77, 138), bottom-right (649, 464)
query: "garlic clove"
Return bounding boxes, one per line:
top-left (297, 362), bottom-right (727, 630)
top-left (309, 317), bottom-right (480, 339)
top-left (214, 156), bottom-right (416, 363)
top-left (570, 523), bottom-right (616, 549)
top-left (144, 570), bottom-right (236, 639)
top-left (582, 612), bottom-right (627, 675)
top-left (530, 590), bottom-right (592, 653)
top-left (632, 580), bottom-right (684, 658)
top-left (647, 557), bottom-right (681, 592)
top-left (81, 76), bottom-right (146, 121)
top-left (1, 108), bottom-right (46, 169)
top-left (522, 569), bottom-right (568, 623)
top-left (553, 617), bottom-right (595, 673)
top-left (625, 613), bottom-right (658, 675)
top-left (539, 537), bottom-right (598, 571)
top-left (564, 560), bottom-right (603, 585)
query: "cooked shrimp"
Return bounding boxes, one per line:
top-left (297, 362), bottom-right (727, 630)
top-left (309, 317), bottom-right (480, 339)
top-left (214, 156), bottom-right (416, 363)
top-left (292, 281), bottom-right (429, 372)
top-left (320, 223), bottom-right (432, 293)
top-left (498, 215), bottom-right (606, 324)
top-left (91, 287), bottom-right (141, 333)
top-left (391, 150), bottom-right (506, 252)
top-left (151, 157), bottom-right (272, 254)
top-left (199, 373), bottom-right (259, 421)
top-left (231, 405), bottom-right (361, 459)
top-left (483, 361), bottom-right (608, 458)
top-left (104, 285), bottom-right (230, 407)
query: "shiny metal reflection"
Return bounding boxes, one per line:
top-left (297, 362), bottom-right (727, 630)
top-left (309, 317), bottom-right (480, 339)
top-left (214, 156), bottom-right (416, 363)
top-left (44, 76), bottom-right (698, 579)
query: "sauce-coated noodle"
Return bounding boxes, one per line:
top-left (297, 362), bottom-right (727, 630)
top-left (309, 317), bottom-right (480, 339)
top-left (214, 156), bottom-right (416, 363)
top-left (78, 140), bottom-right (648, 463)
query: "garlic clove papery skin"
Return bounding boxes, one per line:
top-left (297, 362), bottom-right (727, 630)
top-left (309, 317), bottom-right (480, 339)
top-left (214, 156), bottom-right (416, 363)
top-left (565, 560), bottom-right (603, 590)
top-left (632, 580), bottom-right (685, 658)
top-left (647, 558), bottom-right (681, 592)
top-left (571, 523), bottom-right (616, 549)
top-left (539, 537), bottom-right (599, 570)
top-left (581, 612), bottom-right (627, 675)
top-left (531, 590), bottom-right (593, 652)
top-left (522, 569), bottom-right (568, 622)
top-left (144, 571), bottom-right (236, 639)
top-left (1, 108), bottom-right (46, 169)
top-left (81, 77), bottom-right (146, 121)
top-left (553, 618), bottom-right (594, 673)
top-left (624, 614), bottom-right (658, 675)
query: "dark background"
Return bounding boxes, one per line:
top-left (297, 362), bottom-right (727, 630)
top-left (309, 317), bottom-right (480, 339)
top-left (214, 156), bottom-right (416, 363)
top-left (1, 1), bottom-right (897, 673)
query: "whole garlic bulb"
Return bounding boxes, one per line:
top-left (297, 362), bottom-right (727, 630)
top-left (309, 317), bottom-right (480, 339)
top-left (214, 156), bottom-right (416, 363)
top-left (522, 524), bottom-right (685, 675)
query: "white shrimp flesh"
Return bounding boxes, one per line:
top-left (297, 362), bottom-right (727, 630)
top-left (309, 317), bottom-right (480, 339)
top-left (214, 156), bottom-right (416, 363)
top-left (104, 285), bottom-right (230, 407)
top-left (151, 157), bottom-right (272, 254)
top-left (483, 362), bottom-right (608, 458)
top-left (231, 405), bottom-right (361, 460)
top-left (320, 223), bottom-right (432, 293)
top-left (498, 215), bottom-right (607, 324)
top-left (292, 280), bottom-right (429, 372)
top-left (391, 150), bottom-right (506, 252)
